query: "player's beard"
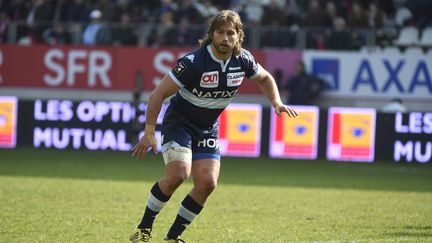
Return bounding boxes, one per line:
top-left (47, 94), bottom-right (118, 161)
top-left (213, 42), bottom-right (233, 55)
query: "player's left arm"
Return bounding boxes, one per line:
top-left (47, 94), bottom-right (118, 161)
top-left (250, 64), bottom-right (298, 117)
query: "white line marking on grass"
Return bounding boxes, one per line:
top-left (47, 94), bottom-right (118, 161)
top-left (307, 236), bottom-right (427, 243)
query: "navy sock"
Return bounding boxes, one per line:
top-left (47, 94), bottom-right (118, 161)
top-left (166, 195), bottom-right (203, 239)
top-left (138, 182), bottom-right (170, 229)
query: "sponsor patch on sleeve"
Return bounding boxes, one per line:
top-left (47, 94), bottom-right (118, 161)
top-left (173, 61), bottom-right (187, 76)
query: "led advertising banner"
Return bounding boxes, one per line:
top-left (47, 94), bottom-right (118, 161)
top-left (0, 45), bottom-right (265, 94)
top-left (269, 106), bottom-right (319, 159)
top-left (18, 99), bottom-right (167, 151)
top-left (303, 51), bottom-right (432, 100)
top-left (0, 96), bottom-right (18, 148)
top-left (218, 104), bottom-right (262, 157)
top-left (391, 112), bottom-right (431, 163)
top-left (327, 107), bottom-right (376, 162)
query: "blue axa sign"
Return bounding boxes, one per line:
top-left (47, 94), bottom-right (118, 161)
top-left (305, 51), bottom-right (432, 99)
top-left (352, 59), bottom-right (432, 93)
top-left (312, 58), bottom-right (340, 90)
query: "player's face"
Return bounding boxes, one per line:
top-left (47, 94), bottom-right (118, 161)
top-left (211, 23), bottom-right (238, 58)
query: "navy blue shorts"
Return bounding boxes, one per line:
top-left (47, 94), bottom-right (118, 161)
top-left (161, 106), bottom-right (220, 161)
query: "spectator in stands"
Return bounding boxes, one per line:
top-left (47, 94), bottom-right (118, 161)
top-left (112, 12), bottom-right (137, 46)
top-left (17, 26), bottom-right (36, 45)
top-left (261, 0), bottom-right (285, 26)
top-left (42, 22), bottom-right (70, 44)
top-left (172, 16), bottom-right (201, 47)
top-left (327, 17), bottom-right (350, 50)
top-left (347, 1), bottom-right (368, 28)
top-left (283, 61), bottom-right (325, 105)
top-left (406, 0), bottom-right (432, 28)
top-left (51, 0), bottom-right (69, 22)
top-left (158, 0), bottom-right (177, 18)
top-left (378, 0), bottom-right (395, 17)
top-left (82, 9), bottom-right (111, 45)
top-left (26, 0), bottom-right (54, 43)
top-left (260, 24), bottom-right (295, 48)
top-left (324, 1), bottom-right (339, 27)
top-left (195, 0), bottom-right (218, 21)
top-left (141, 0), bottom-right (160, 12)
top-left (0, 0), bottom-right (419, 50)
top-left (301, 0), bottom-right (329, 27)
top-left (212, 0), bottom-right (230, 10)
top-left (368, 2), bottom-right (384, 28)
top-left (381, 98), bottom-right (407, 113)
top-left (149, 11), bottom-right (176, 47)
top-left (114, 0), bottom-right (133, 22)
top-left (0, 10), bottom-right (9, 43)
top-left (301, 0), bottom-right (331, 49)
top-left (273, 68), bottom-right (284, 89)
top-left (283, 0), bottom-right (300, 27)
top-left (26, 0), bottom-right (53, 26)
top-left (7, 0), bottom-right (29, 21)
top-left (260, 0), bottom-right (292, 48)
top-left (229, 1), bottom-right (247, 22)
top-left (244, 0), bottom-right (264, 26)
top-left (67, 0), bottom-right (90, 23)
top-left (175, 0), bottom-right (200, 24)
top-left (12, 0), bottom-right (36, 45)
top-left (94, 0), bottom-right (115, 22)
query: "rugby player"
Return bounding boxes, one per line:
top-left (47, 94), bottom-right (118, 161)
top-left (130, 10), bottom-right (298, 243)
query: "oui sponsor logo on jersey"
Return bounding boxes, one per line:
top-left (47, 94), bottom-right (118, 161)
top-left (227, 72), bottom-right (245, 87)
top-left (200, 71), bottom-right (219, 88)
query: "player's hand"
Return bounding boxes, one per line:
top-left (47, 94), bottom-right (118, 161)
top-left (132, 125), bottom-right (158, 160)
top-left (274, 102), bottom-right (298, 117)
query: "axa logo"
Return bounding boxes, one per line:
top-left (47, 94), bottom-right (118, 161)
top-left (200, 71), bottom-right (219, 88)
top-left (312, 58), bottom-right (339, 90)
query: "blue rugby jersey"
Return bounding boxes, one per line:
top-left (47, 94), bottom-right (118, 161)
top-left (168, 45), bottom-right (260, 128)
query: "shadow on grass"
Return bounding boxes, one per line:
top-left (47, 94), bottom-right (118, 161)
top-left (382, 226), bottom-right (432, 240)
top-left (386, 232), bottom-right (432, 238)
top-left (1, 148), bottom-right (432, 192)
top-left (404, 226), bottom-right (432, 230)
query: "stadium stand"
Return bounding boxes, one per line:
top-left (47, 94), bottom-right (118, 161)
top-left (394, 7), bottom-right (412, 27)
top-left (359, 45), bottom-right (382, 54)
top-left (0, 0), bottom-right (431, 50)
top-left (404, 46), bottom-right (423, 55)
top-left (382, 46), bottom-right (401, 55)
top-left (426, 47), bottom-right (432, 56)
top-left (394, 26), bottom-right (419, 46)
top-left (419, 27), bottom-right (432, 47)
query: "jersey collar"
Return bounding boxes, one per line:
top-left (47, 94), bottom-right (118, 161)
top-left (207, 45), bottom-right (231, 72)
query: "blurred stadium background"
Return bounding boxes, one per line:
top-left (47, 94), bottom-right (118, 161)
top-left (0, 0), bottom-right (431, 242)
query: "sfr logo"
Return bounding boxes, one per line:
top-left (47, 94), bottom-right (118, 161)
top-left (200, 71), bottom-right (219, 88)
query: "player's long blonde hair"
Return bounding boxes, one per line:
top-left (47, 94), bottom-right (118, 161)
top-left (199, 10), bottom-right (245, 56)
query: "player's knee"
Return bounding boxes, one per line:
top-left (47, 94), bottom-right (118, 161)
top-left (163, 146), bottom-right (192, 165)
top-left (165, 163), bottom-right (190, 186)
top-left (197, 178), bottom-right (218, 192)
top-left (167, 172), bottom-right (188, 187)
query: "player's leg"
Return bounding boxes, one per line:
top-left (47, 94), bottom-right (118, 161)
top-left (164, 135), bottom-right (220, 241)
top-left (132, 152), bottom-right (192, 242)
top-left (131, 122), bottom-right (192, 242)
top-left (189, 158), bottom-right (220, 204)
top-left (164, 158), bottom-right (220, 241)
top-left (159, 152), bottom-right (192, 195)
top-left (136, 154), bottom-right (192, 226)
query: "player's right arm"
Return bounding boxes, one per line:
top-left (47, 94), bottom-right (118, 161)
top-left (132, 74), bottom-right (181, 159)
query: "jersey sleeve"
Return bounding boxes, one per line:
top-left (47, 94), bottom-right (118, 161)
top-left (168, 57), bottom-right (194, 88)
top-left (241, 49), bottom-right (260, 79)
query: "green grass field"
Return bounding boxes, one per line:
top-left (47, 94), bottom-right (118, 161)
top-left (1, 148), bottom-right (432, 243)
